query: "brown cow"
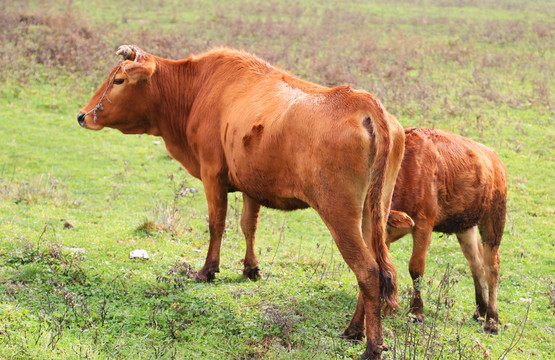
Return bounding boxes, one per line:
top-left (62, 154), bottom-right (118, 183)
top-left (78, 45), bottom-right (405, 359)
top-left (343, 126), bottom-right (507, 339)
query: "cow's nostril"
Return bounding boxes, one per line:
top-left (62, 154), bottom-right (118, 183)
top-left (77, 113), bottom-right (86, 126)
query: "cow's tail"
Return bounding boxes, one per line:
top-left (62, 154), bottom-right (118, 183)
top-left (363, 96), bottom-right (401, 314)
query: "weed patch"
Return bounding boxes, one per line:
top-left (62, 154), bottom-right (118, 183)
top-left (136, 174), bottom-right (199, 238)
top-left (0, 173), bottom-right (78, 207)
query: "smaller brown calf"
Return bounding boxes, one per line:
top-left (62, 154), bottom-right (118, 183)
top-left (344, 127), bottom-right (507, 339)
top-left (387, 127), bottom-right (507, 334)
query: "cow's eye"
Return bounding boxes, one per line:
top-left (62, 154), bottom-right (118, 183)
top-left (113, 78), bottom-right (125, 85)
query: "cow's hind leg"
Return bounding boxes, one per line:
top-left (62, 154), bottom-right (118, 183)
top-left (195, 175), bottom-right (228, 282)
top-left (342, 202), bottom-right (384, 341)
top-left (319, 205), bottom-right (387, 359)
top-left (241, 193), bottom-right (262, 280)
top-left (408, 225), bottom-right (433, 322)
top-left (456, 226), bottom-right (489, 322)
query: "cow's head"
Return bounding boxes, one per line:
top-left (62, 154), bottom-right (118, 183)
top-left (386, 210), bottom-right (415, 240)
top-left (77, 45), bottom-right (159, 135)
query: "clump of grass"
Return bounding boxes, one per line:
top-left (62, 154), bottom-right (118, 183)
top-left (153, 260), bottom-right (195, 292)
top-left (0, 173), bottom-right (77, 206)
top-left (137, 200), bottom-right (183, 234)
top-left (548, 277), bottom-right (555, 314)
top-left (260, 302), bottom-right (302, 344)
top-left (136, 174), bottom-right (198, 237)
top-left (3, 224), bottom-right (87, 286)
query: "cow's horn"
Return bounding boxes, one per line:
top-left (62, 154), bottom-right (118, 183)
top-left (116, 45), bottom-right (140, 61)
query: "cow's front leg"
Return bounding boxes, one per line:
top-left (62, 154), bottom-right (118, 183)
top-left (241, 193), bottom-right (262, 280)
top-left (195, 175), bottom-right (228, 282)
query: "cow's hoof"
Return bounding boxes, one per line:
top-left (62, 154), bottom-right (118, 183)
top-left (242, 266), bottom-right (261, 280)
top-left (341, 327), bottom-right (365, 342)
top-left (194, 267), bottom-right (219, 282)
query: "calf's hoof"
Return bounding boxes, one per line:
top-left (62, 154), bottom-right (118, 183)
top-left (409, 298), bottom-right (424, 323)
top-left (361, 343), bottom-right (388, 360)
top-left (483, 321), bottom-right (498, 335)
top-left (242, 266), bottom-right (261, 280)
top-left (472, 306), bottom-right (487, 322)
top-left (409, 312), bottom-right (424, 324)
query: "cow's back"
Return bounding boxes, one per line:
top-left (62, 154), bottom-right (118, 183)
top-left (220, 73), bottom-right (375, 211)
top-left (391, 128), bottom-right (507, 234)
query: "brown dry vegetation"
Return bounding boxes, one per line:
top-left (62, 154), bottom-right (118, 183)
top-left (2, 0), bottom-right (553, 129)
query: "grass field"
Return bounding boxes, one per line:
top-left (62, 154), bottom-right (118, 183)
top-left (0, 0), bottom-right (554, 359)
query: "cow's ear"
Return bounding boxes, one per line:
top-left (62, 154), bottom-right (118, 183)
top-left (123, 58), bottom-right (156, 83)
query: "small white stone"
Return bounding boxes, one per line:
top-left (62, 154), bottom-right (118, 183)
top-left (179, 188), bottom-right (199, 196)
top-left (62, 246), bottom-right (85, 253)
top-left (129, 249), bottom-right (149, 259)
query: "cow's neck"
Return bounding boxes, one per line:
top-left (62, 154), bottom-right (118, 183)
top-left (154, 56), bottom-right (225, 179)
top-left (152, 52), bottom-right (272, 179)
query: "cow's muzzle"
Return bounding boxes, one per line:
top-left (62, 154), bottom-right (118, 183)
top-left (77, 113), bottom-right (86, 127)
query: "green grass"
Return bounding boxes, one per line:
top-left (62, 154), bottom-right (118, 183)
top-left (1, 0), bottom-right (554, 359)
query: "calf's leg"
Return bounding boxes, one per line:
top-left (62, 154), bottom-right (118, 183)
top-left (342, 292), bottom-right (365, 341)
top-left (408, 225), bottom-right (433, 322)
top-left (241, 193), bottom-right (262, 279)
top-left (479, 208), bottom-right (505, 334)
top-left (456, 226), bottom-right (489, 321)
top-left (481, 242), bottom-right (500, 334)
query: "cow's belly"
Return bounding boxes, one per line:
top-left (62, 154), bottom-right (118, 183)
top-left (227, 162), bottom-right (311, 211)
top-left (222, 119), bottom-right (315, 210)
top-left (251, 195), bottom-right (310, 211)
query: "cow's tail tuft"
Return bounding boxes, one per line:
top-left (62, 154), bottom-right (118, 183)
top-left (363, 97), bottom-right (399, 314)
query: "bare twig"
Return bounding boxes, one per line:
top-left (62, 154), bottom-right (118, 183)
top-left (498, 301), bottom-right (531, 359)
top-left (264, 217), bottom-right (287, 281)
